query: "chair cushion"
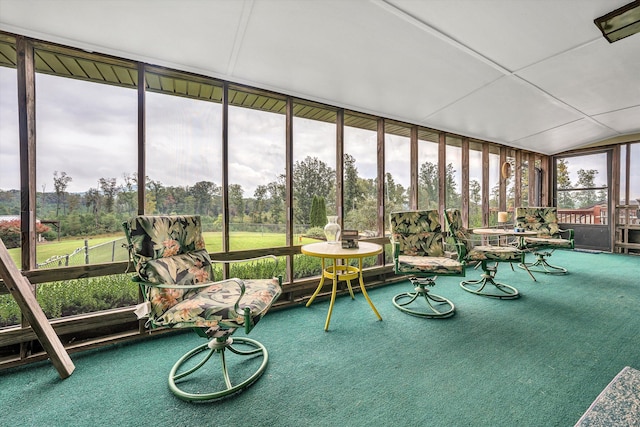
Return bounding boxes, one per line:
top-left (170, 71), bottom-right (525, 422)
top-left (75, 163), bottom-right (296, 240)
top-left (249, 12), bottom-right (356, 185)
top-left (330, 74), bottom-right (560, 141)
top-left (523, 237), bottom-right (573, 249)
top-left (152, 277), bottom-right (282, 329)
top-left (397, 255), bottom-right (464, 275)
top-left (141, 249), bottom-right (215, 320)
top-left (468, 245), bottom-right (522, 262)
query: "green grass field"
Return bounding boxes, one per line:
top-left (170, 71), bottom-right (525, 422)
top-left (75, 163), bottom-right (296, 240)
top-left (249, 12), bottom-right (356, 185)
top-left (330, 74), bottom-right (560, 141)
top-left (6, 232), bottom-right (319, 266)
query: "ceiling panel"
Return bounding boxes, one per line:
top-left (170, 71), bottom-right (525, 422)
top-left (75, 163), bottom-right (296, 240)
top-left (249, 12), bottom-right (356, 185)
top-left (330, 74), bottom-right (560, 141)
top-left (233, 0), bottom-right (503, 123)
top-left (517, 36), bottom-right (640, 116)
top-left (424, 75), bottom-right (583, 144)
top-left (513, 119), bottom-right (617, 154)
top-left (593, 106), bottom-right (640, 134)
top-left (0, 0), bottom-right (244, 74)
top-left (387, 0), bottom-right (631, 71)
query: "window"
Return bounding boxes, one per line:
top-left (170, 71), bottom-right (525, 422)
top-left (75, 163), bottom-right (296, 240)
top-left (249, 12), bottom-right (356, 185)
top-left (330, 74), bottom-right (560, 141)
top-left (35, 58), bottom-right (137, 268)
top-left (488, 145), bottom-right (500, 225)
top-left (146, 69), bottom-right (224, 252)
top-left (417, 129), bottom-right (439, 210)
top-left (556, 152), bottom-right (608, 224)
top-left (293, 102), bottom-right (337, 241)
top-left (343, 113), bottom-right (378, 236)
top-left (384, 121), bottom-right (410, 224)
top-left (445, 136), bottom-right (462, 209)
top-left (468, 141), bottom-right (483, 228)
top-left (228, 88), bottom-right (286, 249)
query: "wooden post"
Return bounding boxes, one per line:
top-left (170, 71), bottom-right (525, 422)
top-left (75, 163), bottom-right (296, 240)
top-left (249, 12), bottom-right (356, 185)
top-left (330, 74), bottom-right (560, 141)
top-left (0, 239), bottom-right (75, 379)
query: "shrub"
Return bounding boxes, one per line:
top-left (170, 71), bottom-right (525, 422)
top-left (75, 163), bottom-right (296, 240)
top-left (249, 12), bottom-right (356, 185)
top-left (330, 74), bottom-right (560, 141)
top-left (0, 220), bottom-right (50, 249)
top-left (0, 294), bottom-right (20, 327)
top-left (304, 226), bottom-right (325, 240)
top-left (36, 274), bottom-right (138, 319)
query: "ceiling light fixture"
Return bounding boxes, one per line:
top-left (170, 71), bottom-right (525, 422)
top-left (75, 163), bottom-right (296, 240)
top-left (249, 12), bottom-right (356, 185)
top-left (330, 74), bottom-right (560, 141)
top-left (594, 0), bottom-right (640, 43)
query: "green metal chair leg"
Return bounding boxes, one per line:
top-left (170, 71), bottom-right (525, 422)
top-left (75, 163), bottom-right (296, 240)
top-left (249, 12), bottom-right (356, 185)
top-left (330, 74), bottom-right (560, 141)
top-left (392, 277), bottom-right (455, 318)
top-left (519, 251), bottom-right (568, 275)
top-left (460, 262), bottom-right (519, 299)
top-left (168, 336), bottom-right (269, 402)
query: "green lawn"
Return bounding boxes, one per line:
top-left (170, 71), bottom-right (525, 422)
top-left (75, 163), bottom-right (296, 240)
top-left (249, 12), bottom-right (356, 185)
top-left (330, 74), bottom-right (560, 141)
top-left (7, 232), bottom-right (320, 267)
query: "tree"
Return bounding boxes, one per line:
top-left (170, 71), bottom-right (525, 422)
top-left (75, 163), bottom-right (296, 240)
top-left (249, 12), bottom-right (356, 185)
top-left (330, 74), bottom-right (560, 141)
top-left (575, 168), bottom-right (599, 208)
top-left (556, 159), bottom-right (573, 209)
top-left (309, 195), bottom-right (327, 227)
top-left (267, 175), bottom-right (286, 224)
top-left (293, 156), bottom-right (334, 225)
top-left (418, 161), bottom-right (438, 209)
top-left (118, 173), bottom-right (137, 215)
top-left (53, 171), bottom-right (72, 216)
top-left (385, 172), bottom-right (407, 213)
top-left (445, 163), bottom-right (460, 208)
top-left (253, 185), bottom-right (268, 223)
top-left (228, 184), bottom-right (245, 221)
top-left (98, 177), bottom-right (118, 213)
top-left (190, 181), bottom-right (218, 215)
top-left (344, 153), bottom-right (361, 214)
top-left (84, 188), bottom-right (101, 228)
top-left (145, 178), bottom-right (164, 214)
top-left (469, 179), bottom-right (482, 227)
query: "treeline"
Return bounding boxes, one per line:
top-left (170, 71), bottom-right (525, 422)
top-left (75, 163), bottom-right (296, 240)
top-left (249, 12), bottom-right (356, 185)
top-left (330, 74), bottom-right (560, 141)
top-left (0, 155), bottom-right (493, 240)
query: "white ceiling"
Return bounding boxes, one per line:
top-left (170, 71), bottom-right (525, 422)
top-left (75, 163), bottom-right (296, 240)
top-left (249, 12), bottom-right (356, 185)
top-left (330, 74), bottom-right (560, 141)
top-left (1, 0), bottom-right (639, 155)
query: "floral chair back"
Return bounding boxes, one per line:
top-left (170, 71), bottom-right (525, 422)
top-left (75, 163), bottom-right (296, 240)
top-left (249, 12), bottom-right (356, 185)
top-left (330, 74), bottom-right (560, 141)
top-left (389, 210), bottom-right (465, 276)
top-left (515, 207), bottom-right (562, 238)
top-left (390, 210), bottom-right (446, 258)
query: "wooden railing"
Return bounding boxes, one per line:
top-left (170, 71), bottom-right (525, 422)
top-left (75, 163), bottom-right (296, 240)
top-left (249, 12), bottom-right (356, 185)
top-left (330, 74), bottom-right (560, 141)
top-left (557, 206), bottom-right (609, 225)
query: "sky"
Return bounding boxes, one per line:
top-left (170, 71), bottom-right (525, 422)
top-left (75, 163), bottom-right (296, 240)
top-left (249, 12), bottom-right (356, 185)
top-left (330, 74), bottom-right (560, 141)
top-left (1, 65), bottom-right (638, 202)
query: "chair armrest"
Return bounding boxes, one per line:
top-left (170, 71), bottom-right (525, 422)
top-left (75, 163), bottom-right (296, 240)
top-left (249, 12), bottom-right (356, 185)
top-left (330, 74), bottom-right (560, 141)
top-left (557, 227), bottom-right (574, 240)
top-left (445, 239), bottom-right (467, 261)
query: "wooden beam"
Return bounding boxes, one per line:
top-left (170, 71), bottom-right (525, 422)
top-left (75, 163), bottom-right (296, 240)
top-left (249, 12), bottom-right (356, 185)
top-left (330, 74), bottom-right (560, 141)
top-left (137, 62), bottom-right (146, 215)
top-left (0, 239), bottom-right (75, 379)
top-left (438, 133), bottom-right (446, 223)
top-left (499, 147), bottom-right (507, 212)
top-left (461, 138), bottom-right (469, 227)
top-left (528, 154), bottom-right (536, 206)
top-left (515, 150), bottom-right (522, 208)
top-left (377, 118), bottom-right (385, 238)
top-left (482, 144), bottom-right (490, 226)
top-left (410, 126), bottom-right (418, 210)
top-left (16, 36), bottom-right (37, 271)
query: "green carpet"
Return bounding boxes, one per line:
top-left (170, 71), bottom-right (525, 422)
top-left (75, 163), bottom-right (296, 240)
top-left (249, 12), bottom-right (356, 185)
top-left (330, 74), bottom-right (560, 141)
top-left (1, 251), bottom-right (639, 427)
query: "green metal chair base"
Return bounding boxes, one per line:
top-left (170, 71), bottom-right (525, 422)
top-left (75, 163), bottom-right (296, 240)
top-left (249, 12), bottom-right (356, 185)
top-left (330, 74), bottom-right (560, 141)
top-left (392, 277), bottom-right (455, 318)
top-left (518, 251), bottom-right (568, 275)
top-left (168, 336), bottom-right (269, 402)
top-left (460, 276), bottom-right (519, 299)
top-left (460, 263), bottom-right (519, 299)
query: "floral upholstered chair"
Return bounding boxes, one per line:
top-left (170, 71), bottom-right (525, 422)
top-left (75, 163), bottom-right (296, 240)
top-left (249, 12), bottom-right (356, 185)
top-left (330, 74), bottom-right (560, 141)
top-left (389, 210), bottom-right (464, 318)
top-left (445, 209), bottom-right (524, 299)
top-left (515, 207), bottom-right (575, 274)
top-left (123, 215), bottom-right (282, 401)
